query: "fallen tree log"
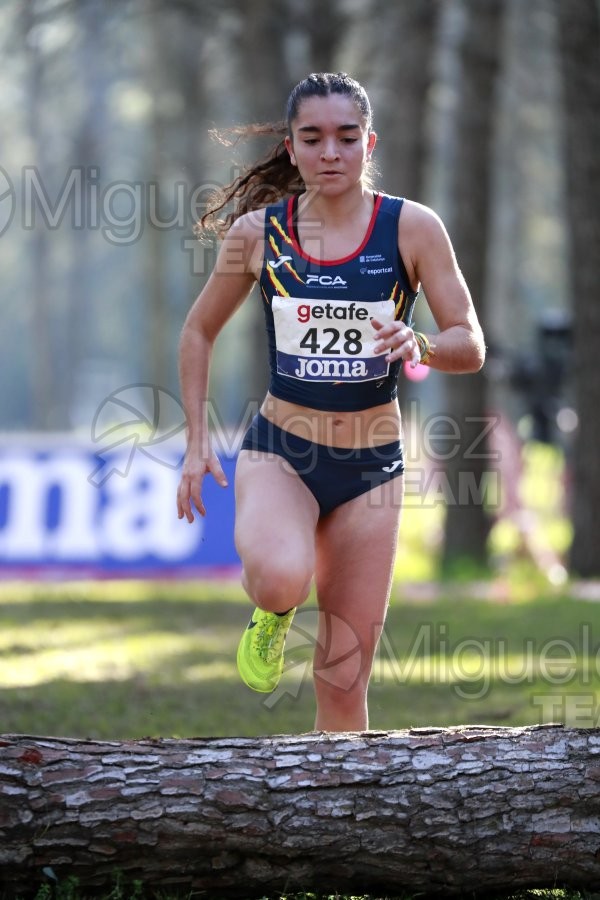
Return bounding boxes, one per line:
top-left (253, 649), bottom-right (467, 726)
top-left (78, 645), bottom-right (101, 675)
top-left (1, 724), bottom-right (600, 897)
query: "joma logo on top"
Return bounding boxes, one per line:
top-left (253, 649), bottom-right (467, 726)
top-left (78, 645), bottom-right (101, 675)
top-left (294, 358), bottom-right (368, 379)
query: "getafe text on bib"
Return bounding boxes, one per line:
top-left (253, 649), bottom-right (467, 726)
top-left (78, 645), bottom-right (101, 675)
top-left (272, 296), bottom-right (395, 382)
top-left (259, 193), bottom-right (419, 411)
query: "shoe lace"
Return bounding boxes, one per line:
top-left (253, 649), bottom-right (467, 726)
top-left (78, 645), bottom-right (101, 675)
top-left (254, 615), bottom-right (288, 663)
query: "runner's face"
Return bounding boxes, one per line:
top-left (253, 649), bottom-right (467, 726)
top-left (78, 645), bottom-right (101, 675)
top-left (285, 94), bottom-right (376, 194)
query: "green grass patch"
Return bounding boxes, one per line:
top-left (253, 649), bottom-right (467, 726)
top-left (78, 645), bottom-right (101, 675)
top-left (8, 877), bottom-right (600, 900)
top-left (1, 579), bottom-right (600, 738)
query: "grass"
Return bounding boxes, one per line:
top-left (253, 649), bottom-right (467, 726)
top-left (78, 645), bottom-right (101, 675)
top-left (9, 876), bottom-right (600, 900)
top-left (5, 866), bottom-right (599, 900)
top-left (1, 578), bottom-right (600, 738)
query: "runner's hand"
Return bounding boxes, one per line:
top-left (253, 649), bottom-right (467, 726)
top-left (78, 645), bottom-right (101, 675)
top-left (372, 318), bottom-right (421, 367)
top-left (177, 448), bottom-right (228, 522)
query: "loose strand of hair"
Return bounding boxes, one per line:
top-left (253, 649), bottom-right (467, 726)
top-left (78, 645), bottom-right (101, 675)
top-left (196, 122), bottom-right (303, 240)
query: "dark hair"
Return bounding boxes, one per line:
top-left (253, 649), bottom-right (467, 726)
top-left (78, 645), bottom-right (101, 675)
top-left (197, 73), bottom-right (374, 239)
top-left (286, 72), bottom-right (372, 132)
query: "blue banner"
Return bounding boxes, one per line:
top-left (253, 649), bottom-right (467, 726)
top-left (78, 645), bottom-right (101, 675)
top-left (0, 440), bottom-right (240, 577)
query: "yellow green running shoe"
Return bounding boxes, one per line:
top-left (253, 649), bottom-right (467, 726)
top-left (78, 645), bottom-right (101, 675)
top-left (236, 607), bottom-right (296, 693)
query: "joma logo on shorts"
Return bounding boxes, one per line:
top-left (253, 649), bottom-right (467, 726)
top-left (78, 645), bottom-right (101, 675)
top-left (295, 358), bottom-right (368, 378)
top-left (305, 274), bottom-right (347, 288)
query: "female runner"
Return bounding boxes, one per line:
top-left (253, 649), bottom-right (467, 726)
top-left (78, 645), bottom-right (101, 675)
top-left (177, 72), bottom-right (485, 732)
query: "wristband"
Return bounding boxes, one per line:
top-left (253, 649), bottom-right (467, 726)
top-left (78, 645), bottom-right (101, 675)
top-left (413, 331), bottom-right (435, 365)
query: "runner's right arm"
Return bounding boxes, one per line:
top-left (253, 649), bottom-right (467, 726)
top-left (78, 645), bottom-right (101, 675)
top-left (177, 212), bottom-right (264, 521)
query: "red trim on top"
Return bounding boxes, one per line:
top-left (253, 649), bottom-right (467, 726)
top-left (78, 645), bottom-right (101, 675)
top-left (286, 193), bottom-right (383, 267)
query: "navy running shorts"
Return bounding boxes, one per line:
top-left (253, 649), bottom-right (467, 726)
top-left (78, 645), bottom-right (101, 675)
top-left (240, 412), bottom-right (405, 517)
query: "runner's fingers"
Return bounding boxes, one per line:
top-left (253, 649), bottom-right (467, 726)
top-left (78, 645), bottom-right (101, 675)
top-left (390, 334), bottom-right (420, 364)
top-left (387, 340), bottom-right (420, 364)
top-left (373, 321), bottom-right (400, 342)
top-left (177, 455), bottom-right (227, 522)
top-left (189, 474), bottom-right (206, 519)
top-left (176, 478), bottom-right (185, 516)
top-left (374, 324), bottom-right (415, 357)
top-left (177, 474), bottom-right (205, 521)
top-left (207, 455), bottom-right (228, 488)
top-left (176, 479), bottom-right (194, 523)
top-left (408, 343), bottom-right (422, 367)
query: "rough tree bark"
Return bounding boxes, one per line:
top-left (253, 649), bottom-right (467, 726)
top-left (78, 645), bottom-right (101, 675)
top-left (2, 725), bottom-right (600, 897)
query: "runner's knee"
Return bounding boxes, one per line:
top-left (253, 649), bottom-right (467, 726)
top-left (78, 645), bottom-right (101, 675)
top-left (241, 555), bottom-right (313, 613)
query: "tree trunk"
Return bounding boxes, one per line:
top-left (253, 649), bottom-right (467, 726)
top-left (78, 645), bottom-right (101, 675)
top-left (441, 0), bottom-right (505, 574)
top-left (361, 0), bottom-right (439, 204)
top-left (225, 0), bottom-right (292, 411)
top-left (2, 725), bottom-right (600, 897)
top-left (555, 0), bottom-right (600, 577)
top-left (295, 0), bottom-right (349, 75)
top-left (22, 0), bottom-right (56, 431)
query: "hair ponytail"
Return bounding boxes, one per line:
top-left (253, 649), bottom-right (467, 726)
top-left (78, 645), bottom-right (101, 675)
top-left (196, 122), bottom-right (304, 240)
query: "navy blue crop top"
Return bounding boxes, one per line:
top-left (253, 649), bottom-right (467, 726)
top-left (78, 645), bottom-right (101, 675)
top-left (258, 192), bottom-right (419, 412)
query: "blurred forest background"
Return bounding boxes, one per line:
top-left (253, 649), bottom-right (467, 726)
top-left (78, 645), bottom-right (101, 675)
top-left (0, 0), bottom-right (598, 577)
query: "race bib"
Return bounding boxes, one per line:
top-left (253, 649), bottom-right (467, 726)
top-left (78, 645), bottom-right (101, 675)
top-left (272, 296), bottom-right (395, 382)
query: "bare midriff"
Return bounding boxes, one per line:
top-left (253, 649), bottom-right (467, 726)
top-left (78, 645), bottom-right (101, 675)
top-left (260, 393), bottom-right (402, 449)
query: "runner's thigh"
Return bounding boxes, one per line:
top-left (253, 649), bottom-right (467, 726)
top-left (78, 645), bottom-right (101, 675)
top-left (235, 449), bottom-right (320, 574)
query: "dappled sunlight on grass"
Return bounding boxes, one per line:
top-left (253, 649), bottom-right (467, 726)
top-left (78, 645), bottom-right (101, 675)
top-left (2, 581), bottom-right (600, 738)
top-left (0, 584), bottom-right (248, 693)
top-left (370, 594), bottom-right (600, 730)
top-left (0, 577), bottom-right (246, 605)
top-left (1, 632), bottom-right (222, 688)
top-left (0, 581), bottom-right (263, 737)
top-left (182, 660), bottom-right (240, 683)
